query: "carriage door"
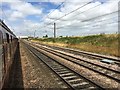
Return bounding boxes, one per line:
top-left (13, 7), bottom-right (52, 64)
top-left (0, 31), bottom-right (3, 88)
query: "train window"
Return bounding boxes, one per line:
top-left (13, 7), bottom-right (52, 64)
top-left (0, 31), bottom-right (2, 44)
top-left (0, 31), bottom-right (2, 56)
top-left (0, 31), bottom-right (3, 83)
top-left (11, 36), bottom-right (12, 42)
top-left (6, 33), bottom-right (9, 43)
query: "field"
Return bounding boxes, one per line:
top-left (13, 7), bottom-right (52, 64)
top-left (31, 34), bottom-right (120, 57)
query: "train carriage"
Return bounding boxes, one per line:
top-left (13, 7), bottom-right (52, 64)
top-left (0, 20), bottom-right (18, 89)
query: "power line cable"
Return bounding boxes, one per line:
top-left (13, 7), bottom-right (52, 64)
top-left (54, 1), bottom-right (92, 21)
top-left (41, 1), bottom-right (92, 28)
top-left (1, 8), bottom-right (7, 20)
top-left (48, 3), bottom-right (102, 21)
top-left (56, 12), bottom-right (119, 28)
top-left (1, 7), bottom-right (15, 32)
top-left (38, 1), bottom-right (66, 35)
top-left (40, 1), bottom-right (66, 22)
top-left (58, 21), bottom-right (118, 30)
top-left (56, 10), bottom-right (119, 26)
top-left (82, 10), bottom-right (119, 22)
top-left (57, 15), bottom-right (119, 29)
top-left (46, 2), bottom-right (65, 18)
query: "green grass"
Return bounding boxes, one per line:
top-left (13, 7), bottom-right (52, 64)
top-left (31, 34), bottom-right (120, 57)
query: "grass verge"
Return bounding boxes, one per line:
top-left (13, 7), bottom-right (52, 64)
top-left (31, 34), bottom-right (120, 57)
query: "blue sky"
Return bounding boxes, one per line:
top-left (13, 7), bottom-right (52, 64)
top-left (30, 2), bottom-right (59, 13)
top-left (1, 0), bottom-right (119, 37)
top-left (1, 2), bottom-right (60, 21)
top-left (27, 2), bottom-right (62, 22)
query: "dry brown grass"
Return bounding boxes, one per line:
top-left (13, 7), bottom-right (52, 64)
top-left (31, 34), bottom-right (119, 57)
top-left (32, 41), bottom-right (119, 57)
top-left (68, 43), bottom-right (119, 57)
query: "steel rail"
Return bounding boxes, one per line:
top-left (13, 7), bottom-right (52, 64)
top-left (22, 41), bottom-right (104, 89)
top-left (31, 43), bottom-right (120, 83)
top-left (38, 43), bottom-right (120, 62)
top-left (34, 43), bottom-right (120, 73)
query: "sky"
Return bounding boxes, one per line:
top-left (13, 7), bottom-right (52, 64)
top-left (0, 0), bottom-right (119, 37)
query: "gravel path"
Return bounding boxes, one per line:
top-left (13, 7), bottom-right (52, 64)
top-left (8, 42), bottom-right (66, 89)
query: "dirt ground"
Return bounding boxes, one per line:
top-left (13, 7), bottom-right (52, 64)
top-left (7, 42), bottom-right (67, 89)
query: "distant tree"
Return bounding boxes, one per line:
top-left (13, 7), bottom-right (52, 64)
top-left (59, 36), bottom-right (63, 38)
top-left (45, 34), bottom-right (48, 38)
top-left (43, 34), bottom-right (48, 38)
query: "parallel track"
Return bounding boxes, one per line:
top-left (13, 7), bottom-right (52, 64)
top-left (37, 43), bottom-right (120, 63)
top-left (23, 42), bottom-right (104, 90)
top-left (31, 43), bottom-right (120, 83)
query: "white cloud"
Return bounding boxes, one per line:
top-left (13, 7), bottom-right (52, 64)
top-left (1, 0), bottom-right (119, 37)
top-left (48, 0), bottom-right (65, 5)
top-left (48, 9), bottom-right (64, 19)
top-left (10, 11), bottom-right (24, 20)
top-left (3, 0), bottom-right (42, 21)
top-left (43, 0), bottom-right (119, 37)
top-left (0, 0), bottom-right (20, 2)
top-left (10, 2), bottom-right (42, 15)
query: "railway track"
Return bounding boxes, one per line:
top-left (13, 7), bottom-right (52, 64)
top-left (23, 41), bottom-right (104, 90)
top-left (35, 42), bottom-right (120, 65)
top-left (28, 42), bottom-right (120, 84)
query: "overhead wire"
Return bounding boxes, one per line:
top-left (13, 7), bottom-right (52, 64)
top-left (37, 1), bottom-right (119, 36)
top-left (41, 1), bottom-right (93, 28)
top-left (56, 15), bottom-right (119, 29)
top-left (58, 21), bottom-right (118, 30)
top-left (39, 1), bottom-right (66, 35)
top-left (1, 7), bottom-right (15, 32)
top-left (48, 3), bottom-right (102, 21)
top-left (42, 1), bottom-right (118, 32)
top-left (54, 1), bottom-right (92, 21)
top-left (1, 8), bottom-right (7, 20)
top-left (39, 1), bottom-right (66, 22)
top-left (82, 10), bottom-right (119, 22)
top-left (56, 10), bottom-right (119, 29)
top-left (45, 2), bottom-right (65, 18)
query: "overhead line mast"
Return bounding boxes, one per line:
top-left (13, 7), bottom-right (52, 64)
top-left (39, 1), bottom-right (66, 38)
top-left (54, 23), bottom-right (56, 38)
